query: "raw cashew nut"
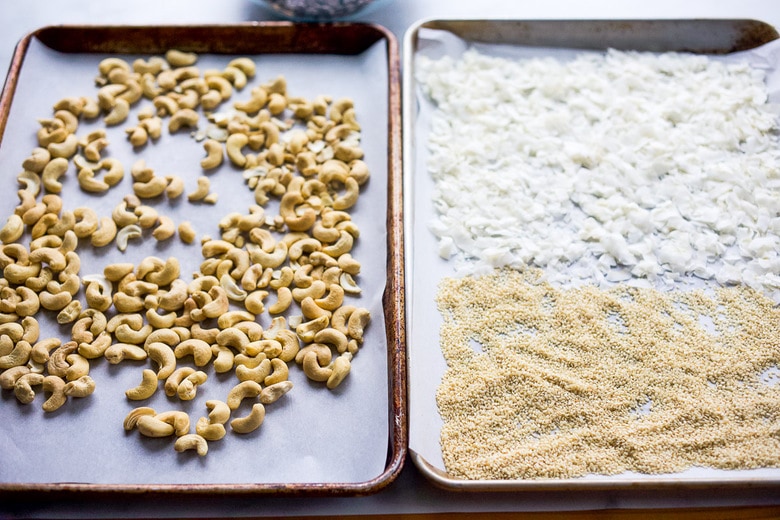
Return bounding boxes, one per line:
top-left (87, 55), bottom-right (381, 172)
top-left (259, 380), bottom-right (293, 404)
top-left (123, 407), bottom-right (157, 431)
top-left (164, 367), bottom-right (195, 397)
top-left (165, 49), bottom-right (198, 67)
top-left (0, 365), bottom-right (30, 390)
top-left (347, 307), bottom-right (371, 343)
top-left (0, 214), bottom-right (24, 244)
top-left (174, 338), bottom-right (212, 366)
top-left (41, 157), bottom-right (69, 193)
top-left (42, 374), bottom-right (68, 412)
top-left (230, 403), bottom-right (265, 434)
top-left (302, 350), bottom-right (333, 382)
top-left (200, 139), bottom-right (224, 170)
top-left (104, 343), bottom-right (148, 364)
top-left (327, 352), bottom-right (352, 389)
top-left (133, 175), bottom-right (168, 198)
top-left (168, 108), bottom-right (199, 133)
top-left (174, 433), bottom-right (208, 456)
top-left (126, 368), bottom-right (159, 400)
top-left (104, 98), bottom-right (130, 126)
top-left (91, 217), bottom-right (117, 247)
top-left (187, 176), bottom-right (211, 202)
top-left (63, 375), bottom-right (96, 397)
top-left (177, 370), bottom-right (207, 401)
top-left (226, 380), bottom-right (262, 410)
top-left (225, 133), bottom-right (249, 167)
top-left (152, 215), bottom-right (175, 241)
top-left (14, 372), bottom-right (44, 404)
top-left (146, 341), bottom-right (177, 379)
top-left (116, 224), bottom-right (142, 251)
top-left (155, 410), bottom-right (190, 436)
top-left (0, 339), bottom-right (32, 369)
top-left (178, 221), bottom-right (196, 244)
top-left (135, 415), bottom-right (175, 437)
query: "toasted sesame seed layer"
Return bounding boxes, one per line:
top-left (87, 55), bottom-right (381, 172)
top-left (436, 269), bottom-right (780, 480)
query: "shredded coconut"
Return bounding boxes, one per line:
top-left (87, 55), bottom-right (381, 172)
top-left (417, 48), bottom-right (780, 299)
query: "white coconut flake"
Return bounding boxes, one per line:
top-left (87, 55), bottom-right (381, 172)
top-left (417, 48), bottom-right (780, 299)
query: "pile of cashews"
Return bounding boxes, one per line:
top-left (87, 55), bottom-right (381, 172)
top-left (0, 49), bottom-right (372, 456)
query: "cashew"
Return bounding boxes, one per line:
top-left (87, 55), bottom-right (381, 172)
top-left (263, 358), bottom-right (289, 386)
top-left (146, 342), bottom-right (176, 379)
top-left (165, 49), bottom-right (197, 67)
top-left (164, 367), bottom-right (195, 397)
top-left (174, 338), bottom-right (212, 367)
top-left (162, 175), bottom-right (185, 199)
top-left (187, 176), bottom-right (211, 202)
top-left (0, 365), bottom-right (30, 390)
top-left (327, 352), bottom-right (353, 389)
top-left (104, 98), bottom-right (130, 126)
top-left (22, 147), bottom-right (51, 173)
top-left (225, 133), bottom-right (249, 167)
top-left (169, 108), bottom-right (199, 133)
top-left (302, 350), bottom-right (333, 382)
top-left (199, 139), bottom-right (224, 170)
top-left (216, 327), bottom-right (250, 354)
top-left (152, 215), bottom-right (176, 241)
top-left (259, 380), bottom-right (293, 404)
top-left (91, 216), bottom-right (117, 247)
top-left (135, 414), bottom-right (176, 437)
top-left (175, 433), bottom-right (208, 456)
top-left (0, 214), bottom-right (24, 244)
top-left (125, 369), bottom-right (158, 400)
top-left (226, 380), bottom-right (262, 410)
top-left (124, 406), bottom-right (157, 430)
top-left (29, 337), bottom-right (60, 365)
top-left (0, 339), bottom-right (32, 369)
top-left (63, 375), bottom-right (96, 397)
top-left (347, 307), bottom-right (371, 343)
top-left (210, 344), bottom-right (234, 373)
top-left (17, 169), bottom-right (42, 196)
top-left (72, 206), bottom-right (98, 238)
top-left (178, 221), bottom-right (196, 244)
top-left (104, 343), bottom-right (147, 364)
top-left (230, 403), bottom-right (265, 434)
top-left (177, 370), bottom-right (207, 401)
top-left (41, 157), bottom-right (69, 193)
top-left (315, 327), bottom-right (349, 355)
top-left (39, 375), bottom-right (67, 412)
top-left (235, 357), bottom-right (270, 383)
top-left (133, 175), bottom-right (168, 198)
top-left (14, 372), bottom-right (44, 404)
top-left (116, 224), bottom-right (143, 252)
top-left (266, 286), bottom-right (292, 315)
top-left (65, 352), bottom-right (90, 381)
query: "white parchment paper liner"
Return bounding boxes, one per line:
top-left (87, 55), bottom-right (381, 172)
top-left (0, 35), bottom-right (390, 486)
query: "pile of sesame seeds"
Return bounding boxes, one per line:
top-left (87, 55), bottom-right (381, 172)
top-left (435, 269), bottom-right (780, 480)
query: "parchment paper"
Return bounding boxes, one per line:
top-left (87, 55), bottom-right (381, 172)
top-left (0, 35), bottom-right (389, 485)
top-left (408, 27), bottom-right (780, 483)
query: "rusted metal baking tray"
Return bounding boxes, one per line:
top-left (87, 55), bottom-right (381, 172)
top-left (404, 18), bottom-right (780, 492)
top-left (0, 22), bottom-right (404, 496)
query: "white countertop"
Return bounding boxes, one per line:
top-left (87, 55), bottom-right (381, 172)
top-left (1, 1), bottom-right (779, 517)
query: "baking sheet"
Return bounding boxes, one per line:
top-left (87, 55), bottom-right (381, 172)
top-left (404, 19), bottom-right (780, 491)
top-left (0, 23), bottom-right (404, 493)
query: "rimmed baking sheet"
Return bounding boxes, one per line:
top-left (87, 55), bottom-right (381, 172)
top-left (404, 18), bottom-right (780, 492)
top-left (0, 22), bottom-right (404, 495)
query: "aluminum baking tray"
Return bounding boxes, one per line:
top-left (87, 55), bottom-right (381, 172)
top-left (0, 22), bottom-right (405, 496)
top-left (403, 18), bottom-right (780, 492)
